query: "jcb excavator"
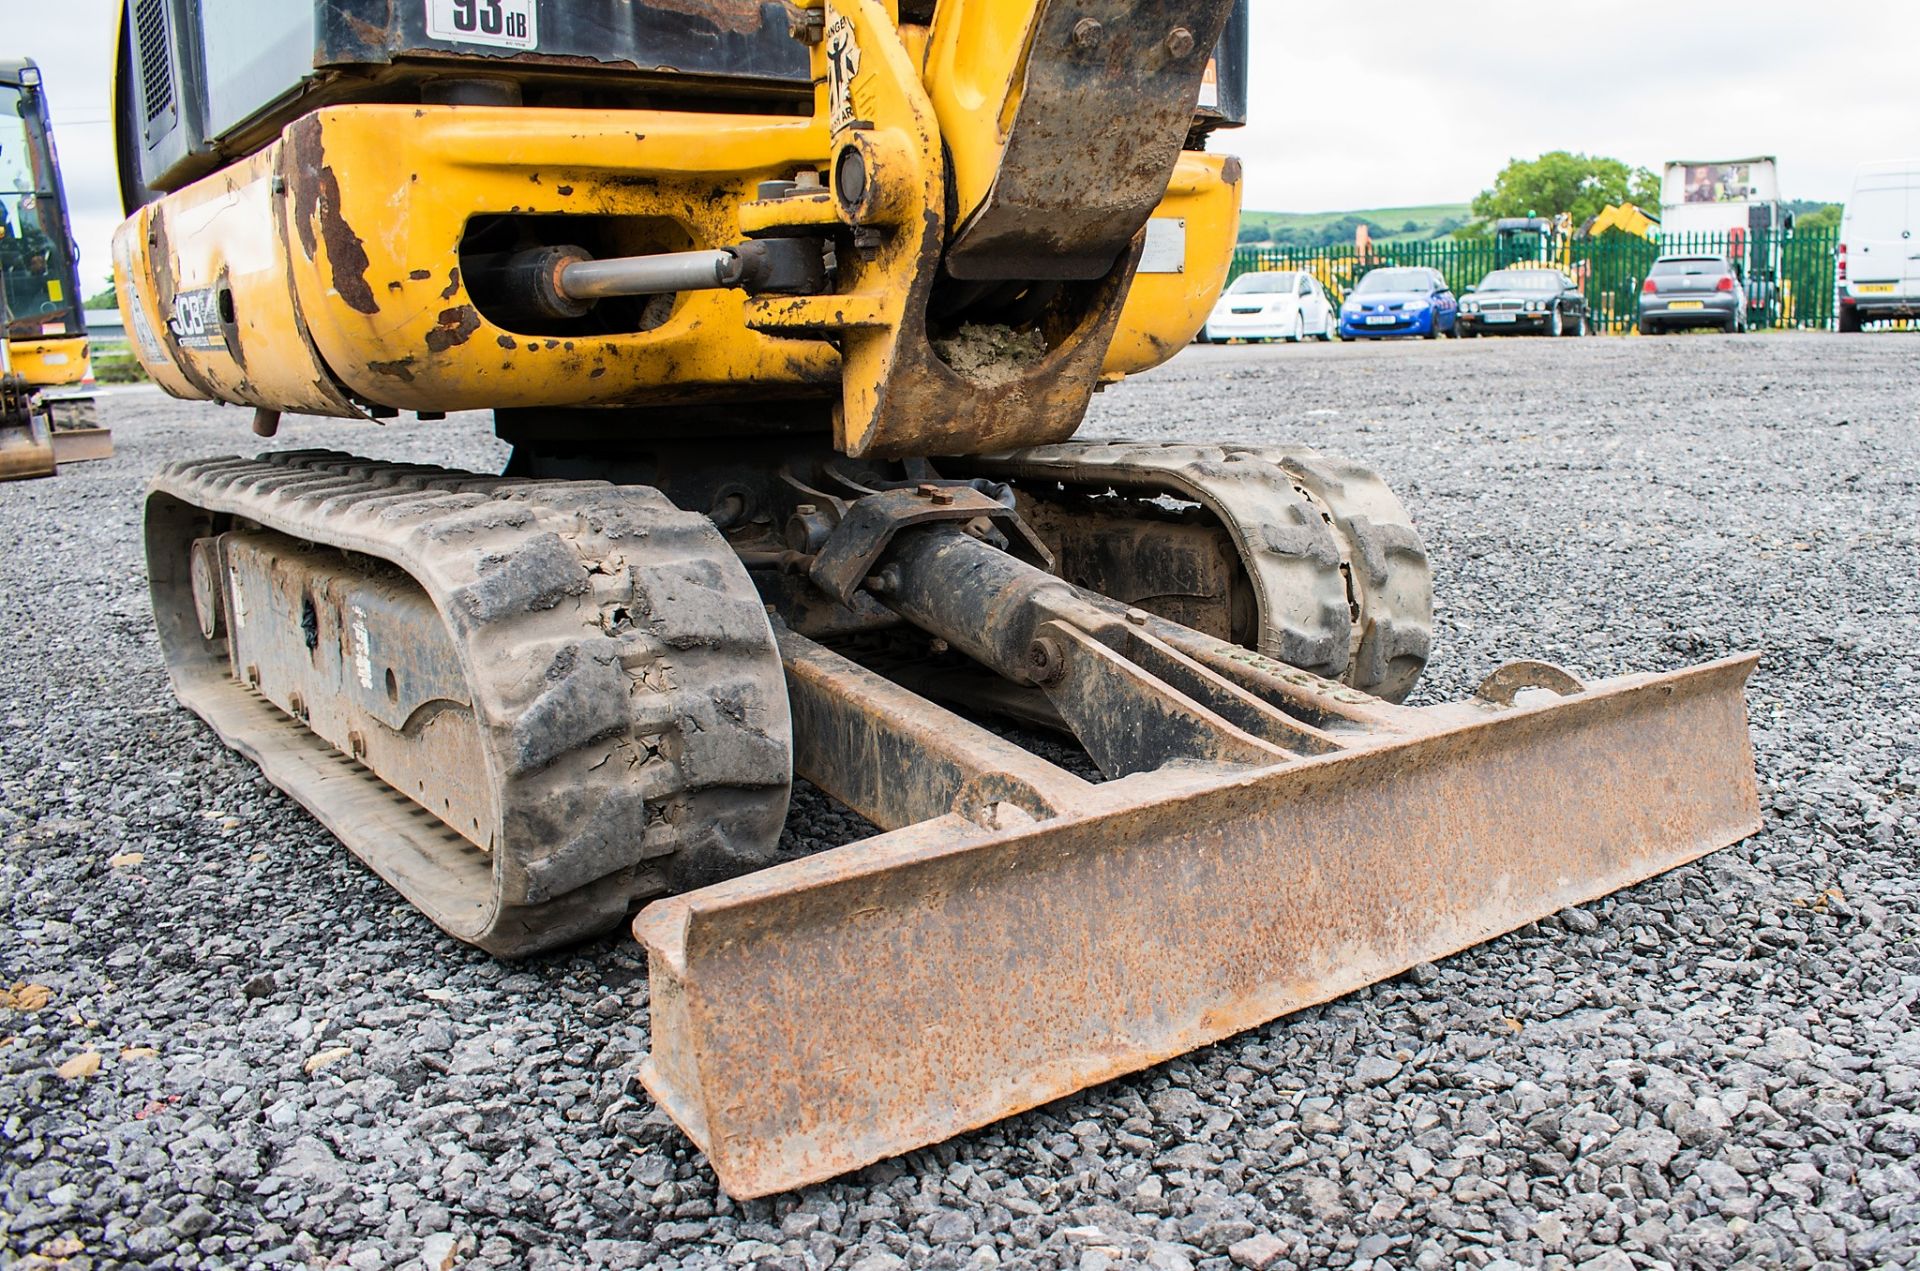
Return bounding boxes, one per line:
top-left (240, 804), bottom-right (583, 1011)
top-left (1, 58), bottom-right (106, 481)
top-left (114, 0), bottom-right (1759, 1198)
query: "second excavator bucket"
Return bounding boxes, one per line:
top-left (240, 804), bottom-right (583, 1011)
top-left (0, 413), bottom-right (57, 482)
top-left (0, 372), bottom-right (57, 482)
top-left (635, 648), bottom-right (1759, 1198)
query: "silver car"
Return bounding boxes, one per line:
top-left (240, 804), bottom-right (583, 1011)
top-left (1638, 255), bottom-right (1748, 334)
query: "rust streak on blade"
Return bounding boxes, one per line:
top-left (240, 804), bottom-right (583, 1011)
top-left (634, 654), bottom-right (1760, 1198)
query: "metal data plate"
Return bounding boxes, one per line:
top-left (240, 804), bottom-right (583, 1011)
top-left (1139, 218), bottom-right (1187, 274)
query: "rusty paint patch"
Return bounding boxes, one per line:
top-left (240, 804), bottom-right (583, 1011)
top-left (557, 185), bottom-right (575, 197)
top-left (497, 335), bottom-right (518, 350)
top-left (440, 268), bottom-right (462, 302)
top-left (367, 356), bottom-right (418, 382)
top-left (642, 0), bottom-right (768, 35)
top-left (409, 269), bottom-right (433, 281)
top-left (316, 164), bottom-right (379, 315)
top-left (282, 119), bottom-right (377, 314)
top-left (286, 120), bottom-right (323, 262)
top-left (424, 306), bottom-right (482, 353)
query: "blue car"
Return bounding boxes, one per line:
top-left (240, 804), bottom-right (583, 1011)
top-left (1338, 266), bottom-right (1459, 339)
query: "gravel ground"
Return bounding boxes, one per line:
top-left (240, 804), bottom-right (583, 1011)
top-left (3, 331), bottom-right (1917, 1270)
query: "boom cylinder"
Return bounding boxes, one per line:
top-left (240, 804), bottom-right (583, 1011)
top-left (469, 241), bottom-right (829, 325)
top-left (874, 526), bottom-right (1116, 684)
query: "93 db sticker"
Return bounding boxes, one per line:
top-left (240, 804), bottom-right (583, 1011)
top-left (426, 0), bottom-right (537, 50)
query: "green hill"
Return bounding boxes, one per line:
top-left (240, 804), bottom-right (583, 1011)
top-left (1239, 203), bottom-right (1473, 249)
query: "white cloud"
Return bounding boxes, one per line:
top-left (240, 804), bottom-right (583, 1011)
top-left (1233, 0), bottom-right (1920, 213)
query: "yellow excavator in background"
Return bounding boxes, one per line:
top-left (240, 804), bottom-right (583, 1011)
top-left (1, 58), bottom-right (108, 481)
top-left (113, 0), bottom-right (1759, 1198)
top-left (1586, 201), bottom-right (1661, 240)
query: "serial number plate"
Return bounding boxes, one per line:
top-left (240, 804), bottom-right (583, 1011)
top-left (1485, 313), bottom-right (1516, 323)
top-left (426, 0), bottom-right (538, 50)
top-left (1364, 315), bottom-right (1395, 325)
top-left (1856, 283), bottom-right (1897, 294)
top-left (1667, 300), bottom-right (1704, 310)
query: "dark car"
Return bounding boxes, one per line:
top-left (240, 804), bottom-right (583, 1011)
top-left (1457, 268), bottom-right (1588, 337)
top-left (1638, 254), bottom-right (1748, 334)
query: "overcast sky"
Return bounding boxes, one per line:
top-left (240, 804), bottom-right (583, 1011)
top-left (24, 0), bottom-right (1920, 296)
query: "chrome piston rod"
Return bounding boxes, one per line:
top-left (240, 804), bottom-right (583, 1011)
top-left (469, 240), bottom-right (826, 324)
top-left (559, 249), bottom-right (744, 298)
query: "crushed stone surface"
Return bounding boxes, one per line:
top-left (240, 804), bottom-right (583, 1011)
top-left (2, 332), bottom-right (1916, 1269)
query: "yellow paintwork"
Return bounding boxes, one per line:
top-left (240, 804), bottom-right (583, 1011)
top-left (285, 107), bottom-right (842, 413)
top-left (7, 336), bottom-right (90, 387)
top-left (114, 0), bottom-right (1232, 451)
top-left (748, 0), bottom-right (945, 455)
top-left (113, 145), bottom-right (358, 414)
top-left (1105, 153), bottom-right (1241, 376)
top-left (116, 106), bottom-right (845, 416)
top-left (922, 0), bottom-right (1037, 235)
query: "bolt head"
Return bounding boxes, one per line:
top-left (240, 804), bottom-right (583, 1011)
top-left (1125, 607), bottom-right (1151, 626)
top-left (1165, 26), bottom-right (1196, 58)
top-left (834, 145), bottom-right (869, 209)
top-left (1027, 635), bottom-right (1066, 683)
top-left (1071, 17), bottom-right (1104, 48)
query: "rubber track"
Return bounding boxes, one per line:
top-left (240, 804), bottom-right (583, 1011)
top-left (971, 441), bottom-right (1434, 702)
top-left (146, 451), bottom-right (791, 956)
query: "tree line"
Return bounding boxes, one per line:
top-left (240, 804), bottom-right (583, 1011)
top-left (1241, 152), bottom-right (1840, 246)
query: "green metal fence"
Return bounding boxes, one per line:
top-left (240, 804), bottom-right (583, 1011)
top-left (1228, 229), bottom-right (1841, 333)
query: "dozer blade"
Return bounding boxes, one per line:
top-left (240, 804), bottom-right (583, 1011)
top-left (635, 652), bottom-right (1758, 1198)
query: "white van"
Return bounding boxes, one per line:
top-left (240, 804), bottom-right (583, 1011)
top-left (1838, 161), bottom-right (1920, 331)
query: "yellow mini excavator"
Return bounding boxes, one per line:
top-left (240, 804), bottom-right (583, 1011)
top-left (1, 58), bottom-right (106, 481)
top-left (114, 0), bottom-right (1759, 1197)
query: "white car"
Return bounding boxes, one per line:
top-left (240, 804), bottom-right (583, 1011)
top-left (1202, 270), bottom-right (1336, 343)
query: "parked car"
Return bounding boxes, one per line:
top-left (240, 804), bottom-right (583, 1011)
top-left (1337, 267), bottom-right (1457, 339)
top-left (1201, 270), bottom-right (1336, 342)
top-left (1637, 255), bottom-right (1748, 334)
top-left (1837, 160), bottom-right (1920, 332)
top-left (1457, 268), bottom-right (1588, 337)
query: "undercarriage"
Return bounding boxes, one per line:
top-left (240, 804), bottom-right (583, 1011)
top-left (146, 440), bottom-right (1758, 1196)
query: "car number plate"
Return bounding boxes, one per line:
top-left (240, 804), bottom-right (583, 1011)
top-left (1364, 315), bottom-right (1395, 325)
top-left (1485, 313), bottom-right (1516, 323)
top-left (1857, 283), bottom-right (1897, 294)
top-left (1667, 300), bottom-right (1704, 311)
